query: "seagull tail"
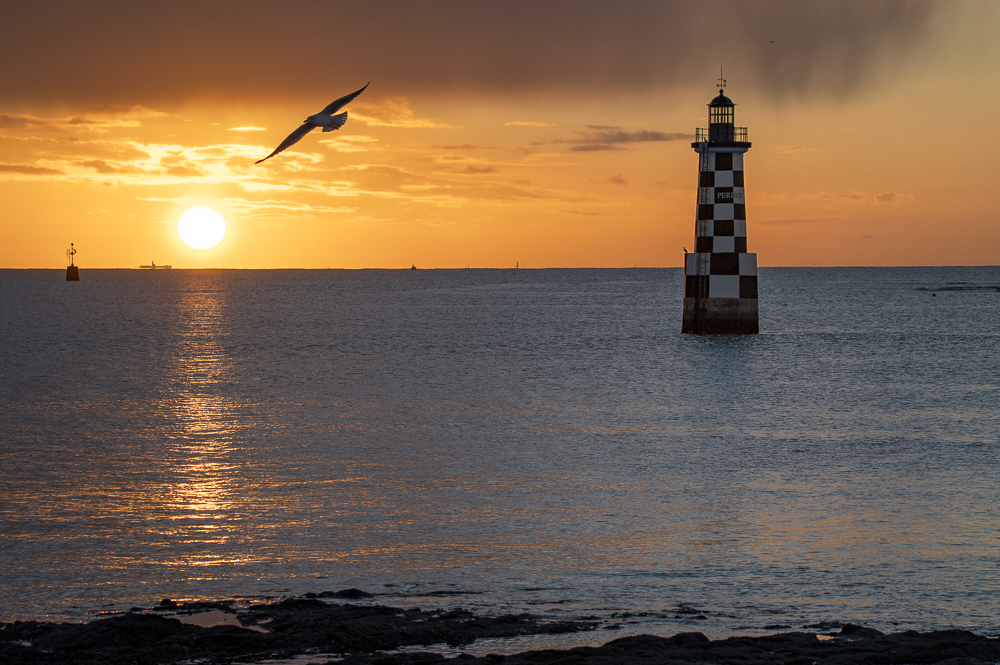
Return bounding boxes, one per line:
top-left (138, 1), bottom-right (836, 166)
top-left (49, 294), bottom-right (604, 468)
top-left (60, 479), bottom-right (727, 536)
top-left (321, 112), bottom-right (348, 132)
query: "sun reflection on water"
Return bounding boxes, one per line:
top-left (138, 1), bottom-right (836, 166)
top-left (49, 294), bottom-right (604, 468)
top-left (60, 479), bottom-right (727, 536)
top-left (161, 275), bottom-right (242, 563)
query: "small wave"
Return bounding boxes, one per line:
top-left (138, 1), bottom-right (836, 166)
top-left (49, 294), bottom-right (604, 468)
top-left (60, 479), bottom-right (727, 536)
top-left (915, 285), bottom-right (1000, 292)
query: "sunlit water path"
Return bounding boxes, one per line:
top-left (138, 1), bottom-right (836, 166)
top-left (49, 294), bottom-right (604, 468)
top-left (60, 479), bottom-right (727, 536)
top-left (1, 267), bottom-right (998, 641)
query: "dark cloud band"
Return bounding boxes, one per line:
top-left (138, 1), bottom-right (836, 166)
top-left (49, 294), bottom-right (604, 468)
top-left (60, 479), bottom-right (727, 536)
top-left (0, 1), bottom-right (943, 107)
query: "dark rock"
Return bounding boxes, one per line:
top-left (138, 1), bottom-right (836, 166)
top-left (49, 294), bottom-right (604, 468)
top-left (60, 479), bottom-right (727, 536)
top-left (445, 631), bottom-right (476, 647)
top-left (668, 632), bottom-right (710, 646)
top-left (183, 600), bottom-right (233, 611)
top-left (0, 613), bottom-right (280, 664)
top-left (272, 597), bottom-right (329, 611)
top-left (5, 608), bottom-right (999, 665)
top-left (838, 623), bottom-right (884, 638)
top-left (318, 588), bottom-right (375, 599)
top-left (342, 654), bottom-right (448, 665)
top-left (238, 601), bottom-right (596, 655)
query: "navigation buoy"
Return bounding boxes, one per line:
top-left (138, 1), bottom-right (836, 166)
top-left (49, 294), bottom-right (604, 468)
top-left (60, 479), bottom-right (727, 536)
top-left (66, 243), bottom-right (79, 281)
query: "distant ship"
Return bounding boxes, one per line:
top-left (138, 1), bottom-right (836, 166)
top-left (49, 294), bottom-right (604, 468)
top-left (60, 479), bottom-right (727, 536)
top-left (139, 261), bottom-right (172, 269)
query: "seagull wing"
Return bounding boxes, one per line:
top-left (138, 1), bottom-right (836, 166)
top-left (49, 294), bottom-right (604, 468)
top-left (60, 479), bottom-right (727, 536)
top-left (320, 82), bottom-right (370, 115)
top-left (256, 122), bottom-right (316, 164)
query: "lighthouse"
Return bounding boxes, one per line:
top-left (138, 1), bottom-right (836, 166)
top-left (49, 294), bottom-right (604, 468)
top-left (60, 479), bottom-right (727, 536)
top-left (682, 81), bottom-right (759, 334)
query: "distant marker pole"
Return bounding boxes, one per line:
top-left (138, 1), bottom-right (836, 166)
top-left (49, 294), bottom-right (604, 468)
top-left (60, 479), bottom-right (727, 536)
top-left (681, 79), bottom-right (759, 334)
top-left (66, 243), bottom-right (79, 281)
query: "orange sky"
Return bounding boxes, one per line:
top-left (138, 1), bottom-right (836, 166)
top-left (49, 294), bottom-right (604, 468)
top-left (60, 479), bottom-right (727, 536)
top-left (1, 1), bottom-right (998, 268)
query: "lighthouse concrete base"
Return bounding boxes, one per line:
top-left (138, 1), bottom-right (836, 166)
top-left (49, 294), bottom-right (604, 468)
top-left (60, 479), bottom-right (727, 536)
top-left (66, 266), bottom-right (79, 281)
top-left (682, 297), bottom-right (758, 334)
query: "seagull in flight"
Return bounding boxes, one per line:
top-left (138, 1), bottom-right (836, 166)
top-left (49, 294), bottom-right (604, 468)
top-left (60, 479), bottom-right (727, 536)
top-left (256, 82), bottom-right (369, 164)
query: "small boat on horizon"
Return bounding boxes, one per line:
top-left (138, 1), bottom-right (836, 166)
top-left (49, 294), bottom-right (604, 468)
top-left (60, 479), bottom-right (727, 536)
top-left (139, 261), bottom-right (172, 269)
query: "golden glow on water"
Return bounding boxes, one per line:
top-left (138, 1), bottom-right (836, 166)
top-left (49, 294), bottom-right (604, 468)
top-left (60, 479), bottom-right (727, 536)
top-left (160, 276), bottom-right (241, 557)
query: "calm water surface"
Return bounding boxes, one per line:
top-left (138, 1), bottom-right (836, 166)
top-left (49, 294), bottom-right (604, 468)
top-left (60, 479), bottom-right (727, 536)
top-left (1, 267), bottom-right (998, 642)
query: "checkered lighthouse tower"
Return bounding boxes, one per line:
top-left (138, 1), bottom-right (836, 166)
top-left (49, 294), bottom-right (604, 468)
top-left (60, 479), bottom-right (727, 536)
top-left (682, 83), bottom-right (759, 334)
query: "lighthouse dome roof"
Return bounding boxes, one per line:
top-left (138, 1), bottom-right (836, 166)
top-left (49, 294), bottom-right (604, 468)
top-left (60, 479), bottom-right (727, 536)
top-left (708, 91), bottom-right (735, 107)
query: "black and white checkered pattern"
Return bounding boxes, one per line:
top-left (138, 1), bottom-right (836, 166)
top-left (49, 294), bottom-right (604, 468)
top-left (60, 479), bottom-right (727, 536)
top-left (684, 148), bottom-right (758, 300)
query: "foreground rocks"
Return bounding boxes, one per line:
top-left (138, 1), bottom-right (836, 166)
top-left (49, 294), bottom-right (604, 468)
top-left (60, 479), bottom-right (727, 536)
top-left (2, 595), bottom-right (999, 665)
top-left (341, 626), bottom-right (1000, 665)
top-left (0, 594), bottom-right (595, 664)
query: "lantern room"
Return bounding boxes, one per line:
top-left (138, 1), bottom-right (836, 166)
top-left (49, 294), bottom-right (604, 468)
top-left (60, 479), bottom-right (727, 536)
top-left (708, 91), bottom-right (735, 142)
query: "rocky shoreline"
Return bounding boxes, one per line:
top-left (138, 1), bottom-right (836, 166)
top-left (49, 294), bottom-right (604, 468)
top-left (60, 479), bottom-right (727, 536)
top-left (2, 592), bottom-right (998, 665)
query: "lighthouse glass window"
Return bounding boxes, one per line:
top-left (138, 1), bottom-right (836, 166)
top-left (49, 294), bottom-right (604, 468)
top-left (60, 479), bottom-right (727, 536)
top-left (709, 106), bottom-right (732, 125)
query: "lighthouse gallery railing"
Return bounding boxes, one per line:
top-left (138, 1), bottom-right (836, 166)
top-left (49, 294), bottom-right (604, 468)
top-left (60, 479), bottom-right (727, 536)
top-left (695, 127), bottom-right (748, 143)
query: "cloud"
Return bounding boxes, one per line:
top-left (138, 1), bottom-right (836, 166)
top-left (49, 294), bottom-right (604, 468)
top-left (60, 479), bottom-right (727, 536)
top-left (79, 159), bottom-right (129, 174)
top-left (792, 189), bottom-right (913, 206)
top-left (506, 121), bottom-right (555, 127)
top-left (0, 162), bottom-right (65, 175)
top-left (560, 209), bottom-right (601, 216)
top-left (544, 125), bottom-right (691, 152)
top-left (458, 165), bottom-right (498, 174)
top-left (608, 175), bottom-right (628, 185)
top-left (432, 144), bottom-right (496, 151)
top-left (581, 127), bottom-right (691, 144)
top-left (775, 145), bottom-right (817, 153)
top-left (2, 107), bottom-right (543, 207)
top-left (228, 126), bottom-right (266, 131)
top-left (873, 189), bottom-right (914, 204)
top-left (338, 163), bottom-right (553, 204)
top-left (351, 99), bottom-right (451, 128)
top-left (757, 217), bottom-right (840, 226)
top-left (0, 114), bottom-right (51, 130)
top-left (0, 1), bottom-right (950, 106)
top-left (137, 196), bottom-right (356, 217)
top-left (252, 150), bottom-right (326, 172)
top-left (0, 108), bottom-right (168, 133)
top-left (569, 144), bottom-right (627, 152)
top-left (320, 135), bottom-right (379, 152)
top-left (806, 191), bottom-right (868, 202)
top-left (861, 234), bottom-right (875, 239)
top-left (165, 164), bottom-right (208, 176)
top-left (0, 125), bottom-right (307, 186)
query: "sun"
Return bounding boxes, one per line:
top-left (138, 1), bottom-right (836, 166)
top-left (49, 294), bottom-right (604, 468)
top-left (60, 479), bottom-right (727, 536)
top-left (177, 206), bottom-right (227, 249)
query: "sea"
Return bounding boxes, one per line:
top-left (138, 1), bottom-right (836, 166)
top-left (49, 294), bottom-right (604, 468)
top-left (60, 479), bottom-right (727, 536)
top-left (1, 267), bottom-right (999, 648)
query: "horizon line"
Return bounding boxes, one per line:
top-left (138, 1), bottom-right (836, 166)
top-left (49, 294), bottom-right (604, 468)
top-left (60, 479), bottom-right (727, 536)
top-left (3, 265), bottom-right (999, 271)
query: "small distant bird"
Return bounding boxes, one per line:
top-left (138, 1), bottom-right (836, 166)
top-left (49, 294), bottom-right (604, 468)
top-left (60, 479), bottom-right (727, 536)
top-left (256, 82), bottom-right (369, 164)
